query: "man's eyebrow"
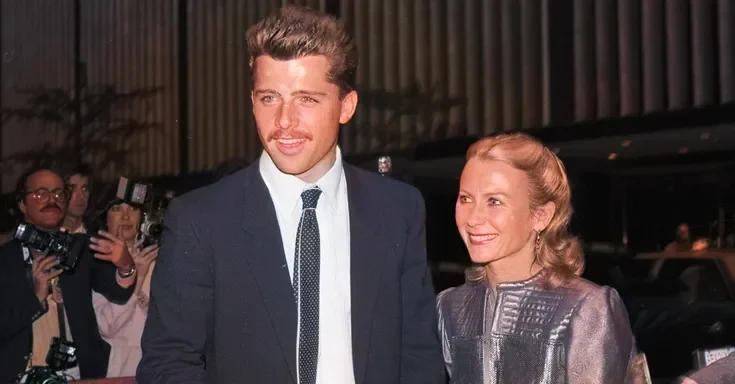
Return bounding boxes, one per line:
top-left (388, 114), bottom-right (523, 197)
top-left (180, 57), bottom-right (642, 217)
top-left (292, 90), bottom-right (327, 96)
top-left (253, 89), bottom-right (279, 96)
top-left (253, 89), bottom-right (328, 97)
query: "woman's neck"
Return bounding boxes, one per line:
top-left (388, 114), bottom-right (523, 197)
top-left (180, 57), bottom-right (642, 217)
top-left (484, 241), bottom-right (541, 285)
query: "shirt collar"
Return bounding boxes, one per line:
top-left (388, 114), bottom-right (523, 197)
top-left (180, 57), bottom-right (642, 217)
top-left (258, 147), bottom-right (344, 215)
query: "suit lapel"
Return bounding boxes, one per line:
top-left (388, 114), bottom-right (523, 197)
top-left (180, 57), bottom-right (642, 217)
top-left (240, 165), bottom-right (298, 383)
top-left (346, 165), bottom-right (390, 384)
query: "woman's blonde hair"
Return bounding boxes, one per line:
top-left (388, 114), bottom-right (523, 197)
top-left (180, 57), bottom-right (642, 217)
top-left (463, 133), bottom-right (584, 287)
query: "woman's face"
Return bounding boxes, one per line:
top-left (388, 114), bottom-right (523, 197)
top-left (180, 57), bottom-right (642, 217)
top-left (107, 202), bottom-right (141, 242)
top-left (455, 157), bottom-right (539, 265)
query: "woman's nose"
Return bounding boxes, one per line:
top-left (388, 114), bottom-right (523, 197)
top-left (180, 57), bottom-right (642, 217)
top-left (466, 206), bottom-right (487, 226)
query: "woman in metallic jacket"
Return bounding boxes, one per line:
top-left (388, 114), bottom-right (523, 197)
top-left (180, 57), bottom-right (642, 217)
top-left (437, 133), bottom-right (641, 384)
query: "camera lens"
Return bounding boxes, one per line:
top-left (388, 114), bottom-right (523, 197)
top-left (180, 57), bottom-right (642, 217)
top-left (148, 224), bottom-right (163, 238)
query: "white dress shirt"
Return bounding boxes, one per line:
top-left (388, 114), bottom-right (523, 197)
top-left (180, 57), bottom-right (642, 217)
top-left (259, 148), bottom-right (355, 384)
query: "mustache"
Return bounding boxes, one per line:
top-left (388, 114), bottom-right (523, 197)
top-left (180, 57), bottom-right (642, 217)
top-left (267, 130), bottom-right (312, 142)
top-left (41, 204), bottom-right (62, 212)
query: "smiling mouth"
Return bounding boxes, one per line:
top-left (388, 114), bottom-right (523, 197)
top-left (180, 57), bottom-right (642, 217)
top-left (468, 234), bottom-right (498, 244)
top-left (276, 138), bottom-right (306, 146)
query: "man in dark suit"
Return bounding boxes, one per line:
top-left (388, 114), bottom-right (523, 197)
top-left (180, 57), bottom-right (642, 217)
top-left (137, 5), bottom-right (445, 384)
top-left (0, 167), bottom-right (136, 382)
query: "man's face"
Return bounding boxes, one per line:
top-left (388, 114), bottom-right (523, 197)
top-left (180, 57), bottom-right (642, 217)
top-left (251, 55), bottom-right (358, 182)
top-left (67, 174), bottom-right (90, 217)
top-left (19, 170), bottom-right (68, 231)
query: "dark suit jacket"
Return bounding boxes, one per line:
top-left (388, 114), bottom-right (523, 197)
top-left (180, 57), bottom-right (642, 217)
top-left (137, 162), bottom-right (445, 383)
top-left (0, 236), bottom-right (133, 383)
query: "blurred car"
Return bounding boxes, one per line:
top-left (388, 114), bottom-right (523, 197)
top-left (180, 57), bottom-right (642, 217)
top-left (584, 250), bottom-right (735, 381)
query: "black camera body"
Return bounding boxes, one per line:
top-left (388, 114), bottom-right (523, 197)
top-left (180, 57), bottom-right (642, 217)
top-left (20, 337), bottom-right (77, 384)
top-left (45, 337), bottom-right (77, 371)
top-left (14, 223), bottom-right (82, 273)
top-left (140, 210), bottom-right (164, 246)
top-left (24, 366), bottom-right (66, 384)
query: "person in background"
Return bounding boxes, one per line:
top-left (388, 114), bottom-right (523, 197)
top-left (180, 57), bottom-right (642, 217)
top-left (92, 190), bottom-right (159, 377)
top-left (437, 133), bottom-right (643, 383)
top-left (0, 167), bottom-right (135, 382)
top-left (664, 223), bottom-right (693, 254)
top-left (62, 164), bottom-right (94, 234)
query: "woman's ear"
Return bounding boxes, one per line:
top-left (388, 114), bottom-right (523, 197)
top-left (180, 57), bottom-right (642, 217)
top-left (533, 201), bottom-right (556, 232)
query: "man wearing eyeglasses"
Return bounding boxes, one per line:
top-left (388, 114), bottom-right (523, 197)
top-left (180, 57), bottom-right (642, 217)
top-left (0, 167), bottom-right (136, 382)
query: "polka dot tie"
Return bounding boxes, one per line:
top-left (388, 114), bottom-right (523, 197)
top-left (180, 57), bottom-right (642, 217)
top-left (293, 187), bottom-right (321, 384)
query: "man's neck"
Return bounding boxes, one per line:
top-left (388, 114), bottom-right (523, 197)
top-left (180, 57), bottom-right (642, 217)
top-left (63, 216), bottom-right (84, 232)
top-left (296, 145), bottom-right (339, 184)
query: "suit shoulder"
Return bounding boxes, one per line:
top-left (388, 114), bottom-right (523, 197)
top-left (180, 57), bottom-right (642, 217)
top-left (171, 167), bottom-right (251, 211)
top-left (0, 240), bottom-right (23, 276)
top-left (346, 164), bottom-right (423, 201)
top-left (0, 239), bottom-right (19, 255)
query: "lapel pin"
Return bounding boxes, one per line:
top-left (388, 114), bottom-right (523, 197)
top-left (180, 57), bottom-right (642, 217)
top-left (378, 156), bottom-right (392, 176)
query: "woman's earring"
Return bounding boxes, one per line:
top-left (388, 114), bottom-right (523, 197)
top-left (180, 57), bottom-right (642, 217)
top-left (535, 231), bottom-right (541, 254)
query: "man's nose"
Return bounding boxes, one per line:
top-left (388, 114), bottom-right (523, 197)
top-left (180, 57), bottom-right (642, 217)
top-left (277, 103), bottom-right (296, 130)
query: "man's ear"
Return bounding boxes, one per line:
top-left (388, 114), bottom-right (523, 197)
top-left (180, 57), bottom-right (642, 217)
top-left (18, 200), bottom-right (27, 216)
top-left (533, 201), bottom-right (556, 232)
top-left (339, 90), bottom-right (358, 124)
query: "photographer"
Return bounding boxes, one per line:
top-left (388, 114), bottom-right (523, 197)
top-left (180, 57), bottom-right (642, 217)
top-left (0, 167), bottom-right (136, 382)
top-left (91, 185), bottom-right (159, 377)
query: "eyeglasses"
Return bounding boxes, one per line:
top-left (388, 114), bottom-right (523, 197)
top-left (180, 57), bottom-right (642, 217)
top-left (26, 188), bottom-right (69, 203)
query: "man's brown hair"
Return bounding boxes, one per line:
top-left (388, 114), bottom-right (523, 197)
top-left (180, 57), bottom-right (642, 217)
top-left (246, 5), bottom-right (358, 97)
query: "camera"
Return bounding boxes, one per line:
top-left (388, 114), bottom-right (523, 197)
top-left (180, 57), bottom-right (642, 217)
top-left (45, 337), bottom-right (77, 371)
top-left (116, 177), bottom-right (151, 206)
top-left (13, 223), bottom-right (81, 273)
top-left (23, 367), bottom-right (66, 384)
top-left (115, 176), bottom-right (166, 246)
top-left (20, 337), bottom-right (77, 384)
top-left (140, 209), bottom-right (164, 246)
top-left (378, 156), bottom-right (392, 176)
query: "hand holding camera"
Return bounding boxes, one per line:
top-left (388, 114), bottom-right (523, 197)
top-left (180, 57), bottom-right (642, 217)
top-left (132, 240), bottom-right (158, 275)
top-left (13, 223), bottom-right (80, 303)
top-left (130, 239), bottom-right (159, 296)
top-left (31, 253), bottom-right (63, 303)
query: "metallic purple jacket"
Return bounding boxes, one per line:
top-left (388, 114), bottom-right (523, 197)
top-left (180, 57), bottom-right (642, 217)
top-left (437, 272), bottom-right (642, 384)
